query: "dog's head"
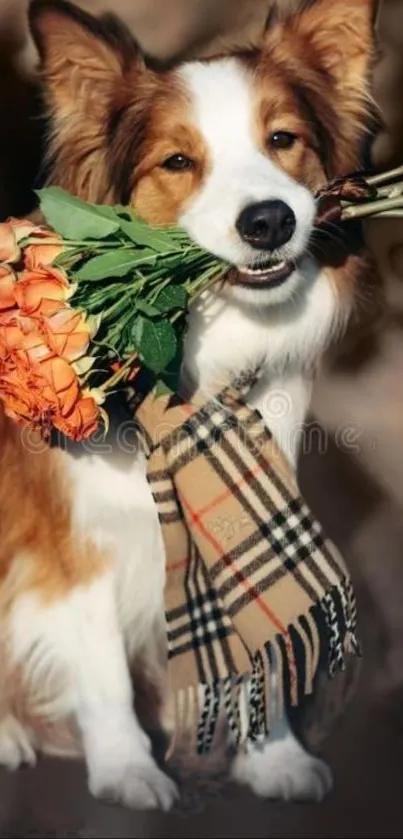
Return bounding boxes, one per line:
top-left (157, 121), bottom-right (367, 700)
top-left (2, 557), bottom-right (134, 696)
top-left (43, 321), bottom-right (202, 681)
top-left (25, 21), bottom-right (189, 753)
top-left (30, 0), bottom-right (374, 307)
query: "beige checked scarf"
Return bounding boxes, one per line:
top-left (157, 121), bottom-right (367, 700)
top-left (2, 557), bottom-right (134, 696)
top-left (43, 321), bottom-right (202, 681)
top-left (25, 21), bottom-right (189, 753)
top-left (135, 371), bottom-right (360, 755)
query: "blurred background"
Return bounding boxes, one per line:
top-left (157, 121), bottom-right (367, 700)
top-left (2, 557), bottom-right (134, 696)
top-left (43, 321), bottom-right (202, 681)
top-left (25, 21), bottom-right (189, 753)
top-left (1, 0), bottom-right (403, 836)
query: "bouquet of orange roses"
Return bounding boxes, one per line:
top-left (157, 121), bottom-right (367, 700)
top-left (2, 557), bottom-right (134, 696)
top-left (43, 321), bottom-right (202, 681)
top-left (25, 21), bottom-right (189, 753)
top-left (0, 188), bottom-right (227, 441)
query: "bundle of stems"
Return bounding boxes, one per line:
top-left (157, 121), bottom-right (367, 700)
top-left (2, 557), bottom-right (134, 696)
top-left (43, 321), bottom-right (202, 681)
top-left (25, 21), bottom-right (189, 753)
top-left (340, 164), bottom-right (403, 220)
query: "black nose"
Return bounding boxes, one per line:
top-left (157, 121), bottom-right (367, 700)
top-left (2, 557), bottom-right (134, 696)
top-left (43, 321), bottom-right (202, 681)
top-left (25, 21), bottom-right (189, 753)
top-left (236, 200), bottom-right (296, 250)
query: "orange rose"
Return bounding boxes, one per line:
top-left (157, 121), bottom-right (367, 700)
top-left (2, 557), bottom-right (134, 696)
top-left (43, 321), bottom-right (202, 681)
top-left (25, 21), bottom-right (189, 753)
top-left (0, 312), bottom-right (51, 359)
top-left (39, 356), bottom-right (81, 418)
top-left (0, 351), bottom-right (100, 440)
top-left (53, 394), bottom-right (100, 441)
top-left (24, 230), bottom-right (64, 270)
top-left (7, 218), bottom-right (38, 243)
top-left (0, 219), bottom-right (42, 264)
top-left (0, 363), bottom-right (55, 429)
top-left (0, 314), bottom-right (36, 353)
top-left (0, 265), bottom-right (17, 310)
top-left (19, 330), bottom-right (55, 365)
top-left (44, 307), bottom-right (92, 362)
top-left (0, 223), bottom-right (20, 263)
top-left (0, 219), bottom-right (64, 268)
top-left (14, 265), bottom-right (72, 317)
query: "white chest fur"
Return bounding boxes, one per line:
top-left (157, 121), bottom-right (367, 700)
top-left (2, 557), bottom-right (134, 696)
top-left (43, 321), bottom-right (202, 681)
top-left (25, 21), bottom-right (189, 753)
top-left (66, 445), bottom-right (165, 655)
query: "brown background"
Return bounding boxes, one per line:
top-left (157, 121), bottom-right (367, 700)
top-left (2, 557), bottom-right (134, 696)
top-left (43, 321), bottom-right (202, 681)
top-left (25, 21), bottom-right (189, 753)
top-left (1, 1), bottom-right (403, 836)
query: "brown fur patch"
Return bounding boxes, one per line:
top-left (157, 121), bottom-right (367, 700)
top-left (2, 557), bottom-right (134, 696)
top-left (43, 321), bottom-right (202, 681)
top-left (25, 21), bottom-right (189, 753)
top-left (0, 409), bottom-right (109, 608)
top-left (251, 70), bottom-right (328, 193)
top-left (132, 94), bottom-right (209, 225)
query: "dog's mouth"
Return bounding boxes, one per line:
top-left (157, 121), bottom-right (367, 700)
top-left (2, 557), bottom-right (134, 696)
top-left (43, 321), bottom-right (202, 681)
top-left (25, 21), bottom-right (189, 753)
top-left (233, 259), bottom-right (295, 289)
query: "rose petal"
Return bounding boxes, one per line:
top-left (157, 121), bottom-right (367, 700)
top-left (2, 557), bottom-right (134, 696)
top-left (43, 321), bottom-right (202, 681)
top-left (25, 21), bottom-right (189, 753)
top-left (44, 308), bottom-right (91, 361)
top-left (15, 265), bottom-right (70, 315)
top-left (40, 356), bottom-right (80, 416)
top-left (0, 265), bottom-right (17, 310)
top-left (0, 223), bottom-right (20, 264)
top-left (7, 218), bottom-right (38, 243)
top-left (53, 395), bottom-right (99, 441)
top-left (0, 366), bottom-right (51, 425)
top-left (25, 240), bottom-right (64, 270)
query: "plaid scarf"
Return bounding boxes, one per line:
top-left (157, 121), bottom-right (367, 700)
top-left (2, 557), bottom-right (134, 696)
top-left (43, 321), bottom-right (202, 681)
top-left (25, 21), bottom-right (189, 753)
top-left (135, 372), bottom-right (360, 755)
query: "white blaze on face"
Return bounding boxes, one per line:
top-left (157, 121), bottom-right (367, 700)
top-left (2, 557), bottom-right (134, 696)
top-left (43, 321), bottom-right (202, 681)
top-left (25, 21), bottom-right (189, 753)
top-left (177, 57), bottom-right (316, 269)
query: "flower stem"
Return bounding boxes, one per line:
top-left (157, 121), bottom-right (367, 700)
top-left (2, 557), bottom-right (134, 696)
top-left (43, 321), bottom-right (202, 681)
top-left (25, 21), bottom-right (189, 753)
top-left (342, 194), bottom-right (403, 219)
top-left (365, 165), bottom-right (403, 187)
top-left (99, 352), bottom-right (140, 391)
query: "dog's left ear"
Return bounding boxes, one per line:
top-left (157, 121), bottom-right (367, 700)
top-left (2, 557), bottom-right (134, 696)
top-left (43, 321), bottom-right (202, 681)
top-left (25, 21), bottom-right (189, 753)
top-left (266, 0), bottom-right (376, 174)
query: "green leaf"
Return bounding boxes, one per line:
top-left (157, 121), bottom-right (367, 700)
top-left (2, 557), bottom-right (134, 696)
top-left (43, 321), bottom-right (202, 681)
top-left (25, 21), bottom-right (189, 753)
top-left (153, 284), bottom-right (188, 312)
top-left (135, 300), bottom-right (160, 317)
top-left (133, 317), bottom-right (177, 375)
top-left (36, 187), bottom-right (120, 240)
top-left (75, 249), bottom-right (157, 281)
top-left (157, 332), bottom-right (184, 392)
top-left (91, 205), bottom-right (120, 220)
top-left (118, 217), bottom-right (179, 253)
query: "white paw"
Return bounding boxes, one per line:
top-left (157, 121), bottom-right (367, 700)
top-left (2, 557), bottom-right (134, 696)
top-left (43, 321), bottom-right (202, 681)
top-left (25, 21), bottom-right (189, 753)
top-left (89, 755), bottom-right (179, 811)
top-left (0, 716), bottom-right (36, 770)
top-left (232, 737), bottom-right (333, 802)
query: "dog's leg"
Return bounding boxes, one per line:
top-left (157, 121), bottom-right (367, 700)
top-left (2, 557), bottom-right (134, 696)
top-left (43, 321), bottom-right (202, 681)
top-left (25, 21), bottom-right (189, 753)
top-left (7, 570), bottom-right (178, 810)
top-left (0, 715), bottom-right (36, 770)
top-left (69, 571), bottom-right (178, 810)
top-left (231, 714), bottom-right (332, 801)
top-left (231, 669), bottom-right (332, 802)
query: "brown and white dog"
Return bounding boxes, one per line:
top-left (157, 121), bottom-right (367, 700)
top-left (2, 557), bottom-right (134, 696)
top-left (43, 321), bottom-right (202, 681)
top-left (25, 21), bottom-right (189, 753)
top-left (0, 0), bottom-right (375, 811)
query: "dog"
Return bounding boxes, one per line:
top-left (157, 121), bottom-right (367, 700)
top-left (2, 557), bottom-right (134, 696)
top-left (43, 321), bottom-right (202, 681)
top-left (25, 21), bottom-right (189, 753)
top-left (0, 0), bottom-right (375, 811)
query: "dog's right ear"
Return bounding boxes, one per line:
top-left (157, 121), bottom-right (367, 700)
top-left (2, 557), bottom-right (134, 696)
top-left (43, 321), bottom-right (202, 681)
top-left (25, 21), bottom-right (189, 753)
top-left (29, 0), bottom-right (146, 200)
top-left (29, 0), bottom-right (143, 118)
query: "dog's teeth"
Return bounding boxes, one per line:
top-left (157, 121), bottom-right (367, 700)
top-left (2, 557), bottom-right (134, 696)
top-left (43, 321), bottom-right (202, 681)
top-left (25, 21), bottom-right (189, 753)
top-left (243, 261), bottom-right (286, 276)
top-left (266, 261), bottom-right (286, 273)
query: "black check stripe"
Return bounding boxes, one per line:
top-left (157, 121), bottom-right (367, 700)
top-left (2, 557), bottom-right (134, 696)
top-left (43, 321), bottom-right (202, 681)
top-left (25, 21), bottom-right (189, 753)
top-left (186, 546), bottom-right (220, 682)
top-left (165, 403), bottom-right (238, 474)
top-left (168, 545), bottom-right (236, 681)
top-left (152, 487), bottom-right (177, 504)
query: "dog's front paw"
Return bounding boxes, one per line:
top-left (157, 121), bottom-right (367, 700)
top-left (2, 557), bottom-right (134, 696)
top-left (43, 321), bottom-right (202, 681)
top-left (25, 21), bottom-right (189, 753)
top-left (0, 716), bottom-right (36, 770)
top-left (89, 755), bottom-right (179, 811)
top-left (232, 737), bottom-right (333, 802)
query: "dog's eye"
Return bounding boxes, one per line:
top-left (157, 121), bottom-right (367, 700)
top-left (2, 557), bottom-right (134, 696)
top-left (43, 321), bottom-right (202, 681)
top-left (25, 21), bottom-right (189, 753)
top-left (268, 131), bottom-right (298, 150)
top-left (161, 154), bottom-right (194, 172)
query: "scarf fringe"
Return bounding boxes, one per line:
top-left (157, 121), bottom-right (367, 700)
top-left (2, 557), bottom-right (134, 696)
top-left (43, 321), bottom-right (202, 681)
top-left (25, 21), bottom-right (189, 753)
top-left (167, 577), bottom-right (361, 756)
